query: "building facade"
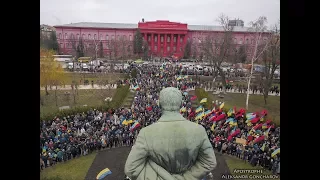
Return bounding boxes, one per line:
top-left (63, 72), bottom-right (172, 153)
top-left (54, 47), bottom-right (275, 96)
top-left (54, 20), bottom-right (268, 59)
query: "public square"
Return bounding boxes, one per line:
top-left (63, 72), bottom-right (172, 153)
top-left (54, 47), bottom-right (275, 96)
top-left (40, 1), bottom-right (280, 180)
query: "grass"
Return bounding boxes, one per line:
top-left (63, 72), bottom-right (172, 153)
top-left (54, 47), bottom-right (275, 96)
top-left (40, 89), bottom-right (116, 116)
top-left (40, 152), bottom-right (97, 180)
top-left (224, 155), bottom-right (279, 180)
top-left (209, 93), bottom-right (280, 126)
top-left (62, 72), bottom-right (125, 85)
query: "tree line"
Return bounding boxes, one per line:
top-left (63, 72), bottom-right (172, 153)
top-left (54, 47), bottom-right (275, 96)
top-left (182, 14), bottom-right (280, 107)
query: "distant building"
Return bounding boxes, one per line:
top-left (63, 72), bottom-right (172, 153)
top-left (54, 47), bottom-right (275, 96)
top-left (228, 19), bottom-right (244, 27)
top-left (40, 24), bottom-right (56, 38)
top-left (54, 19), bottom-right (269, 59)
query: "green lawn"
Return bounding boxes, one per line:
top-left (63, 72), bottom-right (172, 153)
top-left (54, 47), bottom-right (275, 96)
top-left (62, 73), bottom-right (125, 85)
top-left (209, 93), bottom-right (280, 125)
top-left (40, 152), bottom-right (97, 180)
top-left (40, 89), bottom-right (116, 116)
top-left (224, 155), bottom-right (279, 180)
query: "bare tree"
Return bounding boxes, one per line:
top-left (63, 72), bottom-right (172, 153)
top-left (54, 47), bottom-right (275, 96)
top-left (260, 22), bottom-right (280, 104)
top-left (87, 35), bottom-right (103, 60)
top-left (109, 39), bottom-right (118, 60)
top-left (201, 13), bottom-right (234, 93)
top-left (245, 16), bottom-right (269, 110)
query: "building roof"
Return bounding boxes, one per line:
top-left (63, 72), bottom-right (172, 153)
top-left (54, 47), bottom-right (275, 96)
top-left (56, 22), bottom-right (251, 32)
top-left (57, 22), bottom-right (138, 29)
top-left (188, 25), bottom-right (250, 32)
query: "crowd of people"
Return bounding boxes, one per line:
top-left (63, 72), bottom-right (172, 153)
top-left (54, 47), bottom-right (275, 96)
top-left (40, 62), bottom-right (280, 177)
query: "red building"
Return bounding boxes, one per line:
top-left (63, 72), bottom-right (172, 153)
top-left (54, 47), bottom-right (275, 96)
top-left (54, 20), bottom-right (267, 59)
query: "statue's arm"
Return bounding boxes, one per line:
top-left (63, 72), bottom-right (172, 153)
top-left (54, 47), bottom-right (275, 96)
top-left (183, 128), bottom-right (217, 180)
top-left (124, 129), bottom-right (148, 179)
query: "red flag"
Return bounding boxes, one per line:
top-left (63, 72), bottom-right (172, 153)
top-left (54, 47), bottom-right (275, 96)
top-left (230, 129), bottom-right (240, 137)
top-left (253, 136), bottom-right (265, 144)
top-left (250, 117), bottom-right (260, 124)
top-left (190, 95), bottom-right (197, 101)
top-left (253, 123), bottom-right (262, 130)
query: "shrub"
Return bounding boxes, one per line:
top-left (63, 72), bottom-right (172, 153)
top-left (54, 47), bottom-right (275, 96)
top-left (195, 88), bottom-right (213, 110)
top-left (131, 69), bottom-right (137, 78)
top-left (40, 85), bottom-right (130, 121)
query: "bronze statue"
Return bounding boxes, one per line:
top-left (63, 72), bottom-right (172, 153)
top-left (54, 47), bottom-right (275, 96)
top-left (125, 87), bottom-right (217, 180)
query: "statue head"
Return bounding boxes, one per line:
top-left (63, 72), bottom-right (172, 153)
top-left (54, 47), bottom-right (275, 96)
top-left (159, 87), bottom-right (182, 112)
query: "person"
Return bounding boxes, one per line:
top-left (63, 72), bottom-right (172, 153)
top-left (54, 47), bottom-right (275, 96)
top-left (125, 87), bottom-right (217, 180)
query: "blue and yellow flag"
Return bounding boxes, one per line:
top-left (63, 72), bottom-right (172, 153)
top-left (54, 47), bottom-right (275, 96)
top-left (211, 122), bottom-right (216, 132)
top-left (264, 127), bottom-right (271, 138)
top-left (180, 107), bottom-right (187, 113)
top-left (219, 102), bottom-right (225, 109)
top-left (195, 106), bottom-right (204, 113)
top-left (261, 143), bottom-right (266, 151)
top-left (227, 108), bottom-right (233, 117)
top-left (195, 112), bottom-right (205, 120)
top-left (200, 98), bottom-right (207, 104)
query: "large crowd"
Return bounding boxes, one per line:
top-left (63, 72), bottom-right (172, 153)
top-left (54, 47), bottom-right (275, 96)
top-left (40, 62), bottom-right (280, 177)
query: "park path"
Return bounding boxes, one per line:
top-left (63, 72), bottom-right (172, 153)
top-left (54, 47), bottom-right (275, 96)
top-left (85, 147), bottom-right (232, 180)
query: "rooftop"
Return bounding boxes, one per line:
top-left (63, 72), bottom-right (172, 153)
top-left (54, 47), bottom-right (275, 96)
top-left (55, 22), bottom-right (251, 32)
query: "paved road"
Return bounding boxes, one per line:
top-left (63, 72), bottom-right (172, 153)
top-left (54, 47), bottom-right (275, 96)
top-left (85, 147), bottom-right (232, 180)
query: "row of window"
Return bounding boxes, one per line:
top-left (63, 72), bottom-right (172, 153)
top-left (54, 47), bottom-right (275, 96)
top-left (61, 43), bottom-right (132, 50)
top-left (146, 35), bottom-right (183, 43)
top-left (152, 46), bottom-right (182, 52)
top-left (58, 33), bottom-right (133, 41)
top-left (191, 37), bottom-right (267, 44)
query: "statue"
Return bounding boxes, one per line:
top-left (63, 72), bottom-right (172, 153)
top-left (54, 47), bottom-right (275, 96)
top-left (125, 87), bottom-right (217, 180)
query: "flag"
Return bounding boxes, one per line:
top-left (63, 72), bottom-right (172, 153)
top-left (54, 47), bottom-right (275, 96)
top-left (229, 121), bottom-right (238, 127)
top-left (133, 85), bottom-right (140, 91)
top-left (122, 119), bottom-right (133, 126)
top-left (227, 108), bottom-right (233, 117)
top-left (212, 106), bottom-right (216, 112)
top-left (130, 121), bottom-right (141, 131)
top-left (253, 123), bottom-right (262, 130)
top-left (200, 98), bottom-right (207, 104)
top-left (219, 102), bottom-right (225, 109)
top-left (204, 110), bottom-right (211, 116)
top-left (195, 112), bottom-right (205, 120)
top-left (226, 118), bottom-right (234, 124)
top-left (271, 148), bottom-right (280, 157)
top-left (253, 136), bottom-right (265, 144)
top-left (195, 106), bottom-right (204, 113)
top-left (96, 168), bottom-right (112, 180)
top-left (180, 107), bottom-right (187, 113)
top-left (246, 113), bottom-right (256, 121)
top-left (211, 122), bottom-right (216, 131)
top-left (264, 127), bottom-right (271, 138)
top-left (261, 143), bottom-right (266, 151)
top-left (262, 123), bottom-right (268, 129)
top-left (120, 116), bottom-right (126, 124)
top-left (146, 104), bottom-right (152, 111)
top-left (230, 126), bottom-right (236, 134)
top-left (190, 95), bottom-right (197, 101)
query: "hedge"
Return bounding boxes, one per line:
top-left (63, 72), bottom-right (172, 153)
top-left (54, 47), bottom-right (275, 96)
top-left (195, 88), bottom-right (213, 110)
top-left (40, 84), bottom-right (130, 121)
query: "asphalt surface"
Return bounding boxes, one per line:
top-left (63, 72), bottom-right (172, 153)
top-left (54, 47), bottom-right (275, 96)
top-left (85, 147), bottom-right (232, 180)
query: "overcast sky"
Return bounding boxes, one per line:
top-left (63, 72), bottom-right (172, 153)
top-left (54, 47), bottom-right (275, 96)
top-left (40, 0), bottom-right (279, 27)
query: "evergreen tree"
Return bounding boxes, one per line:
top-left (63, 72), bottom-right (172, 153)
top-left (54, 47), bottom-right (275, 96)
top-left (99, 41), bottom-right (104, 58)
top-left (183, 40), bottom-right (191, 59)
top-left (133, 29), bottom-right (143, 54)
